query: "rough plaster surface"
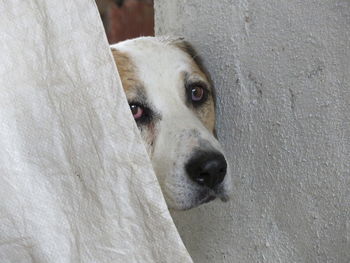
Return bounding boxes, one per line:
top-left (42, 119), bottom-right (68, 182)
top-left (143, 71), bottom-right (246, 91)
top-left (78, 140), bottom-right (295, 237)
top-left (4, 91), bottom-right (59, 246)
top-left (155, 1), bottom-right (350, 262)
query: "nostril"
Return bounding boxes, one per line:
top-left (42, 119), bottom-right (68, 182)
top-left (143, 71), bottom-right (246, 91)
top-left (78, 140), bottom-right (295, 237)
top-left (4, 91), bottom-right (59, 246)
top-left (196, 176), bottom-right (206, 184)
top-left (185, 151), bottom-right (227, 189)
top-left (199, 172), bottom-right (209, 177)
top-left (219, 167), bottom-right (226, 174)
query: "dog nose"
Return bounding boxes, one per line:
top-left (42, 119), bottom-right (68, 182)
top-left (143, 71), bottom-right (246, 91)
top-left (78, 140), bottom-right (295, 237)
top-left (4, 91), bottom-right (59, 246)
top-left (185, 151), bottom-right (227, 189)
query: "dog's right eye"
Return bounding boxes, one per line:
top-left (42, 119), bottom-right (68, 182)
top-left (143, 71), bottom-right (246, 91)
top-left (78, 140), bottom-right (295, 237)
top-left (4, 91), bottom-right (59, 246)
top-left (129, 102), bottom-right (153, 125)
top-left (130, 104), bottom-right (144, 120)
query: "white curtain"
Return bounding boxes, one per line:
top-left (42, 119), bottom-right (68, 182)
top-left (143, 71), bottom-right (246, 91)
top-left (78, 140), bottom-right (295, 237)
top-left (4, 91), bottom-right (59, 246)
top-left (0, 0), bottom-right (192, 262)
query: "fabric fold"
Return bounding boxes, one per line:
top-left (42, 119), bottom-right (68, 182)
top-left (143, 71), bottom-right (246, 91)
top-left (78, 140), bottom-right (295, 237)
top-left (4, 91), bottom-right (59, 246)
top-left (0, 0), bottom-right (191, 262)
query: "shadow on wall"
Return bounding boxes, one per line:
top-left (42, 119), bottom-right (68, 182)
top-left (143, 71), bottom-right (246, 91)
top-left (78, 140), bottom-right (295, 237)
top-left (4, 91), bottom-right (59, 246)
top-left (96, 0), bottom-right (154, 44)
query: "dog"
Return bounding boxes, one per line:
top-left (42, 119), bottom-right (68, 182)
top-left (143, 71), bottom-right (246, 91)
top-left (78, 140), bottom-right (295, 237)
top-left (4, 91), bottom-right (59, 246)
top-left (110, 37), bottom-right (231, 210)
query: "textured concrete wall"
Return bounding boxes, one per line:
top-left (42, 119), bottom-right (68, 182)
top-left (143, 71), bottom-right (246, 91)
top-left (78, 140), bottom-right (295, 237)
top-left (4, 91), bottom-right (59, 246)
top-left (155, 1), bottom-right (350, 262)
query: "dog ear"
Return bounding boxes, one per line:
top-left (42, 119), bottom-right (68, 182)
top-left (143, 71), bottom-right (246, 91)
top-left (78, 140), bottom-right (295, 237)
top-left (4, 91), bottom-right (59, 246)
top-left (169, 38), bottom-right (204, 72)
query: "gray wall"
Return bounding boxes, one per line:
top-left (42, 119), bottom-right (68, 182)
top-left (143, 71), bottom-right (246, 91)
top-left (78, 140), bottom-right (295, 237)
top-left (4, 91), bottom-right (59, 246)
top-left (155, 1), bottom-right (350, 262)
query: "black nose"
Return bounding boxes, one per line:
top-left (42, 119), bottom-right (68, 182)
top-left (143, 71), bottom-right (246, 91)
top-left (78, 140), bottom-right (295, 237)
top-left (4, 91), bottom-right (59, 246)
top-left (185, 151), bottom-right (227, 189)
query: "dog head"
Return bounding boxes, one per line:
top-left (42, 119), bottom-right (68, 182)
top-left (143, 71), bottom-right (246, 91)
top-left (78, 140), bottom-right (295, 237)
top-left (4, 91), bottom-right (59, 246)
top-left (111, 37), bottom-right (231, 210)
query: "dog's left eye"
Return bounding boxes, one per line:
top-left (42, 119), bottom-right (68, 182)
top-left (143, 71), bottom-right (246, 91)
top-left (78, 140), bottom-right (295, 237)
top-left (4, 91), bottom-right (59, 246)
top-left (191, 86), bottom-right (204, 101)
top-left (187, 83), bottom-right (208, 106)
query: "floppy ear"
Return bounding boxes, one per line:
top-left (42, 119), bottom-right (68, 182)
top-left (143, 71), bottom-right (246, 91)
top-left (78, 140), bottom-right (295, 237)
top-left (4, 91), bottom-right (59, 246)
top-left (170, 38), bottom-right (217, 108)
top-left (170, 38), bottom-right (207, 75)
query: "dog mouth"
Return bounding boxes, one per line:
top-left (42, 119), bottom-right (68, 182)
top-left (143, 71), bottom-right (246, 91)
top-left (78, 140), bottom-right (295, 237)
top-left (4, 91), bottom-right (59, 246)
top-left (166, 186), bottom-right (230, 210)
top-left (198, 188), bottom-right (229, 205)
top-left (201, 195), bottom-right (216, 204)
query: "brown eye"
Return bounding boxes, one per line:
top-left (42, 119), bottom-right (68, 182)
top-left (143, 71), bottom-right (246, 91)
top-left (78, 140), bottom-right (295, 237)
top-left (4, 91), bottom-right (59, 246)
top-left (130, 104), bottom-right (144, 119)
top-left (186, 82), bottom-right (209, 107)
top-left (191, 86), bottom-right (204, 101)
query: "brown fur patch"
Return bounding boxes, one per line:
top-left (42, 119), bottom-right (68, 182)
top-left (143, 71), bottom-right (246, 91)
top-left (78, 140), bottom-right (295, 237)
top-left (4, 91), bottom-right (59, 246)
top-left (173, 40), bottom-right (216, 133)
top-left (198, 99), bottom-right (215, 133)
top-left (171, 40), bottom-right (213, 87)
top-left (111, 48), bottom-right (141, 99)
top-left (111, 47), bottom-right (156, 154)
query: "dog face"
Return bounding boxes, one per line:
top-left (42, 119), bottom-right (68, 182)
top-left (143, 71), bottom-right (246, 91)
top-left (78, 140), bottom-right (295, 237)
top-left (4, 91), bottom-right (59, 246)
top-left (111, 37), bottom-right (231, 210)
